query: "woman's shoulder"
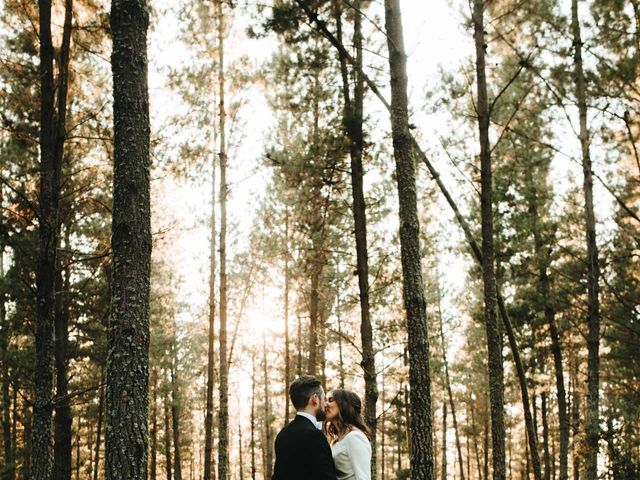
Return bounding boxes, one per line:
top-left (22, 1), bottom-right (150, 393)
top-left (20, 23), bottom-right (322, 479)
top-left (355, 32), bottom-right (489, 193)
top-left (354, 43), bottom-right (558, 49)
top-left (343, 429), bottom-right (371, 446)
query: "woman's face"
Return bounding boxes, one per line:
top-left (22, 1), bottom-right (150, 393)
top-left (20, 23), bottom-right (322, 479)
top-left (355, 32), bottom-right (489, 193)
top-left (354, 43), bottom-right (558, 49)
top-left (325, 393), bottom-right (340, 422)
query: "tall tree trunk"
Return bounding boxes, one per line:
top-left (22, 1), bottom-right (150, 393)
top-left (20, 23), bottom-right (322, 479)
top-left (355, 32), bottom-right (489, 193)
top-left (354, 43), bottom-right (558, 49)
top-left (541, 393), bottom-right (551, 480)
top-left (74, 417), bottom-right (80, 480)
top-left (383, 2), bottom-right (434, 478)
top-left (262, 340), bottom-right (273, 479)
top-left (0, 188), bottom-right (14, 480)
top-left (472, 2), bottom-right (506, 480)
top-left (106, 1), bottom-right (151, 478)
top-left (216, 1), bottom-right (229, 479)
top-left (436, 277), bottom-right (465, 480)
top-left (251, 355), bottom-right (256, 480)
top-left (204, 113), bottom-right (217, 480)
top-left (570, 3), bottom-right (601, 479)
top-left (93, 380), bottom-right (104, 480)
top-left (471, 403), bottom-right (482, 480)
top-left (283, 207), bottom-right (291, 424)
top-left (171, 344), bottom-right (182, 480)
top-left (333, 1), bottom-right (378, 473)
top-left (483, 404), bottom-right (489, 480)
top-left (441, 402), bottom-right (447, 480)
top-left (238, 420), bottom-right (244, 480)
top-left (151, 369), bottom-right (158, 480)
top-left (164, 392), bottom-right (173, 480)
top-left (33, 0), bottom-right (72, 475)
top-left (571, 360), bottom-right (580, 480)
top-left (54, 225), bottom-right (72, 480)
top-left (296, 316), bottom-right (302, 376)
top-left (308, 267), bottom-right (320, 376)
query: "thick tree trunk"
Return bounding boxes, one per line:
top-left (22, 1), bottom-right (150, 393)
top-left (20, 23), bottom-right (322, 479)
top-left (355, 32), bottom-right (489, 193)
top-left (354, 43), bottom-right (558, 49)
top-left (333, 2), bottom-right (378, 474)
top-left (93, 381), bottom-right (104, 480)
top-left (171, 344), bottom-right (182, 480)
top-left (216, 1), bottom-right (229, 479)
top-left (570, 3), bottom-right (601, 479)
top-left (204, 118), bottom-right (217, 480)
top-left (33, 0), bottom-right (72, 476)
top-left (383, 2), bottom-right (434, 479)
top-left (472, 3), bottom-right (506, 480)
top-left (106, 1), bottom-right (151, 478)
top-left (436, 278), bottom-right (465, 480)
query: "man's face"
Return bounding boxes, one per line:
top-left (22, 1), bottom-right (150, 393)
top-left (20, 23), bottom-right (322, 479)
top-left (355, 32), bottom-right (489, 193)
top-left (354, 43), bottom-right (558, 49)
top-left (314, 387), bottom-right (327, 421)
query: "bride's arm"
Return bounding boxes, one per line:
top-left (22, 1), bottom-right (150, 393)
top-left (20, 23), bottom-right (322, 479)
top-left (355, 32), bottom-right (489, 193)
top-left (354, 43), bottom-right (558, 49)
top-left (345, 432), bottom-right (372, 480)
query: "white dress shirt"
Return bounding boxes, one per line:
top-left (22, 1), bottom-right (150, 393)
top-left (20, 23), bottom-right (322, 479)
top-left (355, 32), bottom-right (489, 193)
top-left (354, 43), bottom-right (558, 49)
top-left (331, 429), bottom-right (371, 480)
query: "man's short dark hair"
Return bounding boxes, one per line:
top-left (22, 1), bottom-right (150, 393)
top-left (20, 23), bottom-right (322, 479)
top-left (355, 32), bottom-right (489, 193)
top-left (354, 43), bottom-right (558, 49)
top-left (289, 375), bottom-right (322, 410)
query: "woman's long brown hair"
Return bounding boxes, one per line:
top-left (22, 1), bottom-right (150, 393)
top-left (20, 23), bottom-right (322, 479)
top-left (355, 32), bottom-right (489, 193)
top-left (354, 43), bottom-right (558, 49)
top-left (324, 389), bottom-right (371, 445)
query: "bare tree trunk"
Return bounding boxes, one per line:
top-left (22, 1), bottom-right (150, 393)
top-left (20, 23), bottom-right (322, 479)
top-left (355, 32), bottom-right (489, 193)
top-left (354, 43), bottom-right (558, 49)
top-left (436, 277), bottom-right (465, 480)
top-left (472, 2), bottom-right (505, 480)
top-left (238, 420), bottom-right (244, 480)
top-left (383, 2), bottom-right (434, 478)
top-left (296, 316), bottom-right (302, 377)
top-left (164, 392), bottom-right (173, 480)
top-left (570, 3), bottom-right (601, 479)
top-left (262, 340), bottom-right (273, 479)
top-left (541, 393), bottom-right (551, 480)
top-left (54, 225), bottom-right (73, 480)
top-left (571, 362), bottom-right (580, 480)
top-left (441, 402), bottom-right (447, 480)
top-left (483, 407), bottom-right (489, 480)
top-left (105, 0), bottom-right (151, 478)
top-left (171, 344), bottom-right (182, 480)
top-left (33, 0), bottom-right (73, 476)
top-left (151, 369), bottom-right (158, 480)
top-left (283, 208), bottom-right (291, 424)
top-left (204, 110), bottom-right (217, 480)
top-left (74, 417), bottom-right (80, 480)
top-left (308, 268), bottom-right (320, 376)
top-left (251, 355), bottom-right (256, 480)
top-left (216, 1), bottom-right (229, 478)
top-left (471, 403), bottom-right (482, 480)
top-left (332, 2), bottom-right (378, 473)
top-left (93, 380), bottom-right (104, 480)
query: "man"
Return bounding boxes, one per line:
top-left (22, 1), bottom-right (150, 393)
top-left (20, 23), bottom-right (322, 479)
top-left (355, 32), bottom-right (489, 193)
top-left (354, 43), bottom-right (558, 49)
top-left (272, 375), bottom-right (337, 480)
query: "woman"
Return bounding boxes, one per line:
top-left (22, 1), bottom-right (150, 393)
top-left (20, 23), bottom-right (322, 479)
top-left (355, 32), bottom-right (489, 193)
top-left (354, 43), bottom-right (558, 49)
top-left (324, 389), bottom-right (372, 480)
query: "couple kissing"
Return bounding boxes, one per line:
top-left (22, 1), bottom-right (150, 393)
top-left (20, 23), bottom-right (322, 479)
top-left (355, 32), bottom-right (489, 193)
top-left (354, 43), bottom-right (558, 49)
top-left (272, 375), bottom-right (372, 480)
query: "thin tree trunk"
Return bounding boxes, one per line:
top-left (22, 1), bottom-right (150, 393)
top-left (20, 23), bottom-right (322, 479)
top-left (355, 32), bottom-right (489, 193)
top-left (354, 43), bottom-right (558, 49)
top-left (54, 226), bottom-right (73, 480)
top-left (33, 0), bottom-right (72, 475)
top-left (171, 344), bottom-right (182, 480)
top-left (106, 0), bottom-right (151, 478)
top-left (441, 402), bottom-right (447, 480)
top-left (74, 417), bottom-right (80, 480)
top-left (0, 188), bottom-right (14, 480)
top-left (239, 420), bottom-right (244, 480)
top-left (204, 109), bottom-right (217, 480)
top-left (571, 362), bottom-right (580, 480)
top-left (283, 207), bottom-right (291, 424)
top-left (262, 340), bottom-right (273, 479)
top-left (251, 355), bottom-right (256, 480)
top-left (570, 4), bottom-right (601, 479)
top-left (472, 2), bottom-right (506, 480)
top-left (296, 316), bottom-right (302, 376)
top-left (164, 392), bottom-right (173, 480)
top-left (542, 393), bottom-right (551, 480)
top-left (472, 403), bottom-right (482, 480)
top-left (333, 2), bottom-right (378, 473)
top-left (483, 407), bottom-right (489, 480)
top-left (216, 1), bottom-right (229, 478)
top-left (436, 277), bottom-right (465, 480)
top-left (383, 2), bottom-right (434, 478)
top-left (93, 380), bottom-right (104, 480)
top-left (308, 266), bottom-right (320, 376)
top-left (151, 369), bottom-right (158, 480)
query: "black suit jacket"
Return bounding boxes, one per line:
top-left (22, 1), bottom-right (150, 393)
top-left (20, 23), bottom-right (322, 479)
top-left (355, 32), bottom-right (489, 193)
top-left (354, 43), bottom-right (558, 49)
top-left (272, 415), bottom-right (337, 480)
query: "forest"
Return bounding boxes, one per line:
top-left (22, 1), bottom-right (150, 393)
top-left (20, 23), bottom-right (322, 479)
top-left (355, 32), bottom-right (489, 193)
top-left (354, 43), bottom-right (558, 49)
top-left (0, 0), bottom-right (638, 480)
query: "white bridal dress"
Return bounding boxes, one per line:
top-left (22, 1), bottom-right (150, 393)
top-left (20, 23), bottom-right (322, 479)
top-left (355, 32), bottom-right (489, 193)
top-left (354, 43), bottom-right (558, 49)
top-left (331, 429), bottom-right (372, 480)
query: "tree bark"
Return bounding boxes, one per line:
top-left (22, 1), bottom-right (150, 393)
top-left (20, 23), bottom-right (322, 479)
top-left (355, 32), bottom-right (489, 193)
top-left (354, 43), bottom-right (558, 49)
top-left (171, 343), bottom-right (182, 480)
top-left (251, 355), bottom-right (256, 480)
top-left (262, 340), bottom-right (273, 480)
top-left (541, 392), bottom-right (551, 480)
top-left (436, 277), bottom-right (465, 480)
top-left (106, 1), bottom-right (151, 478)
top-left (332, 2), bottom-right (378, 474)
top-left (441, 402), bottom-right (447, 480)
top-left (570, 3), bottom-right (601, 479)
top-left (204, 107), bottom-right (217, 480)
top-left (216, 1), bottom-right (229, 479)
top-left (383, 2), bottom-right (434, 479)
top-left (164, 391), bottom-right (173, 480)
top-left (151, 369), bottom-right (158, 480)
top-left (283, 207), bottom-right (291, 424)
top-left (33, 0), bottom-right (72, 475)
top-left (93, 380), bottom-right (104, 480)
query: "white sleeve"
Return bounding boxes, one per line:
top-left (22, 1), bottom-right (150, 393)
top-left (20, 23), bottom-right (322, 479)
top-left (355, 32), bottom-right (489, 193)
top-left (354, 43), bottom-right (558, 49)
top-left (345, 432), bottom-right (372, 480)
